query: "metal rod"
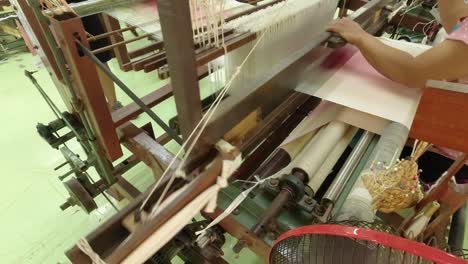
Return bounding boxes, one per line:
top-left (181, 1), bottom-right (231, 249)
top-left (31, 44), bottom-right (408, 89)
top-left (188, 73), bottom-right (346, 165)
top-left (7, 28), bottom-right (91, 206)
top-left (323, 131), bottom-right (375, 202)
top-left (448, 203), bottom-right (467, 251)
top-left (234, 170), bottom-right (307, 253)
top-left (25, 70), bottom-right (89, 152)
top-left (75, 40), bottom-right (183, 145)
top-left (88, 25), bottom-right (136, 41)
top-left (92, 33), bottom-right (151, 54)
top-left (332, 135), bottom-right (379, 216)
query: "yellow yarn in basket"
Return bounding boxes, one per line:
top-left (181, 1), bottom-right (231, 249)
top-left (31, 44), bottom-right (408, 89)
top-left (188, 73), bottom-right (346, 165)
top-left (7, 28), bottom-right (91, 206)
top-left (362, 141), bottom-right (431, 213)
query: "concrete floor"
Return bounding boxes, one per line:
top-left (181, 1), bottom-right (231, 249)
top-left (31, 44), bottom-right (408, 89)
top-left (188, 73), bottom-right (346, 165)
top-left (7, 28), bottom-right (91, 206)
top-left (0, 50), bottom-right (263, 263)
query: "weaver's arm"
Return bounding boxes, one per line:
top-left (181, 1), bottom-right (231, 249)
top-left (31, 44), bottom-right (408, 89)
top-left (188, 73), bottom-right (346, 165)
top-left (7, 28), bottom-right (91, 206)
top-left (327, 19), bottom-right (468, 89)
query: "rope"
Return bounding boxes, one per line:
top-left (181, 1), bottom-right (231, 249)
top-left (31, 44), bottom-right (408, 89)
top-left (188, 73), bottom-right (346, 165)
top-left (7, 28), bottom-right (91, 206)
top-left (77, 238), bottom-right (106, 264)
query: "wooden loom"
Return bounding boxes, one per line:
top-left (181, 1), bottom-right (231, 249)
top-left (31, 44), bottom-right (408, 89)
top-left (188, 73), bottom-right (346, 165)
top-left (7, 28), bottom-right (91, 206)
top-left (14, 0), bottom-right (468, 263)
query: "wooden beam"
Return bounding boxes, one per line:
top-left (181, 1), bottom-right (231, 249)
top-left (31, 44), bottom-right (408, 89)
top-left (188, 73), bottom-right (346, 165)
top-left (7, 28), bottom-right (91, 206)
top-left (50, 17), bottom-right (123, 161)
top-left (118, 122), bottom-right (177, 177)
top-left (111, 65), bottom-right (209, 127)
top-left (114, 176), bottom-right (141, 200)
top-left (157, 0), bottom-right (202, 142)
top-left (105, 158), bottom-right (223, 263)
top-left (128, 41), bottom-right (164, 59)
top-left (132, 51), bottom-right (166, 71)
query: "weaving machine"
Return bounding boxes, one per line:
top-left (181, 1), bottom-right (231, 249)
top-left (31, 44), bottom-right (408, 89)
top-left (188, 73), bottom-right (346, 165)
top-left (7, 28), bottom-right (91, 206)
top-left (13, 0), bottom-right (468, 263)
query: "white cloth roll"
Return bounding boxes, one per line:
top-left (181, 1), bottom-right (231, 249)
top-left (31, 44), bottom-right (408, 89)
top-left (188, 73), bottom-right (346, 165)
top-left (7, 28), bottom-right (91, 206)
top-left (292, 121), bottom-right (349, 181)
top-left (308, 127), bottom-right (358, 193)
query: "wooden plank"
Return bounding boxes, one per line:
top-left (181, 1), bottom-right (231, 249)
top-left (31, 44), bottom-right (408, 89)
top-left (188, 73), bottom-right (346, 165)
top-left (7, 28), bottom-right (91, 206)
top-left (105, 158), bottom-right (223, 264)
top-left (50, 17), bottom-right (123, 161)
top-left (143, 56), bottom-right (168, 73)
top-left (128, 41), bottom-right (164, 59)
top-left (112, 84), bottom-right (173, 126)
top-left (225, 0), bottom-right (285, 22)
top-left (102, 15), bottom-right (131, 71)
top-left (118, 122), bottom-right (177, 177)
top-left (114, 176), bottom-right (141, 200)
top-left (410, 86), bottom-right (468, 153)
top-left (132, 51), bottom-right (166, 71)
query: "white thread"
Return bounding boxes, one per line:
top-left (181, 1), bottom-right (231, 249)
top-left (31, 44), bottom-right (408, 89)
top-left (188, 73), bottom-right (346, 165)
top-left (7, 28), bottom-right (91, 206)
top-left (77, 238), bottom-right (106, 264)
top-left (195, 175), bottom-right (269, 238)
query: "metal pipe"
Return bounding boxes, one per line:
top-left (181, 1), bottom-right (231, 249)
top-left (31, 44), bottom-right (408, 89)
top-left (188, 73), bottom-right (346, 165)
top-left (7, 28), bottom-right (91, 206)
top-left (332, 136), bottom-right (379, 216)
top-left (448, 203), bottom-right (467, 251)
top-left (88, 25), bottom-right (136, 41)
top-left (336, 122), bottom-right (409, 222)
top-left (234, 170), bottom-right (307, 253)
top-left (75, 40), bottom-right (183, 145)
top-left (323, 131), bottom-right (375, 202)
top-left (92, 33), bottom-right (151, 54)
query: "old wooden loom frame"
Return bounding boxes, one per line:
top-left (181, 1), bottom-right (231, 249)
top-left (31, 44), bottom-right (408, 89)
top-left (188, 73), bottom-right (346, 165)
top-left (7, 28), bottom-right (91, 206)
top-left (15, 0), bottom-right (468, 262)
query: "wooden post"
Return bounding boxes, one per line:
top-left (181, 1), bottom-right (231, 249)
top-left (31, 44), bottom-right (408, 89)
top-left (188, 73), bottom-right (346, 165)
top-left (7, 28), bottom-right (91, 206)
top-left (50, 17), bottom-right (123, 161)
top-left (157, 0), bottom-right (203, 142)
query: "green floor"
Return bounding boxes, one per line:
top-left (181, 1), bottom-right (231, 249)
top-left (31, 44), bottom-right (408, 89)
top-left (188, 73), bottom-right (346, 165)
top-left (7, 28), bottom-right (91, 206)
top-left (1, 49), bottom-right (467, 263)
top-left (0, 51), bottom-right (263, 263)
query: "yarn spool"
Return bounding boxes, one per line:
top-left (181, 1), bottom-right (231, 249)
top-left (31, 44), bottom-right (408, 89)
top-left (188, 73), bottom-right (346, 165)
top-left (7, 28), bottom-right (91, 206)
top-left (362, 141), bottom-right (431, 213)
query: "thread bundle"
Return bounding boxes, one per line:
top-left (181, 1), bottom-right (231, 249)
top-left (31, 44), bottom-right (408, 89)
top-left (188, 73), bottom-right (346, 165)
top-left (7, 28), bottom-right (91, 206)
top-left (362, 141), bottom-right (431, 213)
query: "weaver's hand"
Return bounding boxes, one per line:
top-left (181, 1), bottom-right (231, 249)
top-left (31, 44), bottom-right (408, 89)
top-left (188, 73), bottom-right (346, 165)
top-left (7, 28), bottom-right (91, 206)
top-left (327, 18), bottom-right (370, 46)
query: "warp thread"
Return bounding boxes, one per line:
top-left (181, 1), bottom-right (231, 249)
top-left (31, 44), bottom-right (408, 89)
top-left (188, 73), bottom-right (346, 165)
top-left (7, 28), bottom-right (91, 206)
top-left (223, 0), bottom-right (339, 98)
top-left (190, 0), bottom-right (227, 48)
top-left (77, 238), bottom-right (106, 264)
top-left (99, 0), bottom-right (337, 260)
top-left (195, 175), bottom-right (268, 239)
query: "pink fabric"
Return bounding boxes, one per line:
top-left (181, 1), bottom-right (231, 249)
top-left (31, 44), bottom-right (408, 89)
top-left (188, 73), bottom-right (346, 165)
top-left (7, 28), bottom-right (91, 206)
top-left (447, 19), bottom-right (468, 45)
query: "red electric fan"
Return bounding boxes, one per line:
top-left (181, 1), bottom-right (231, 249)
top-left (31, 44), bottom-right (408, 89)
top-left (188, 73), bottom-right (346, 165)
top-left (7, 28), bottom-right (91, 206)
top-left (270, 224), bottom-right (467, 264)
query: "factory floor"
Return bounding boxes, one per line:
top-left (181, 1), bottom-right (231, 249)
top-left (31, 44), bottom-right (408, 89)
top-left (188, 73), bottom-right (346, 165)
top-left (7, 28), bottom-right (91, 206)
top-left (1, 50), bottom-right (468, 263)
top-left (0, 51), bottom-right (261, 264)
